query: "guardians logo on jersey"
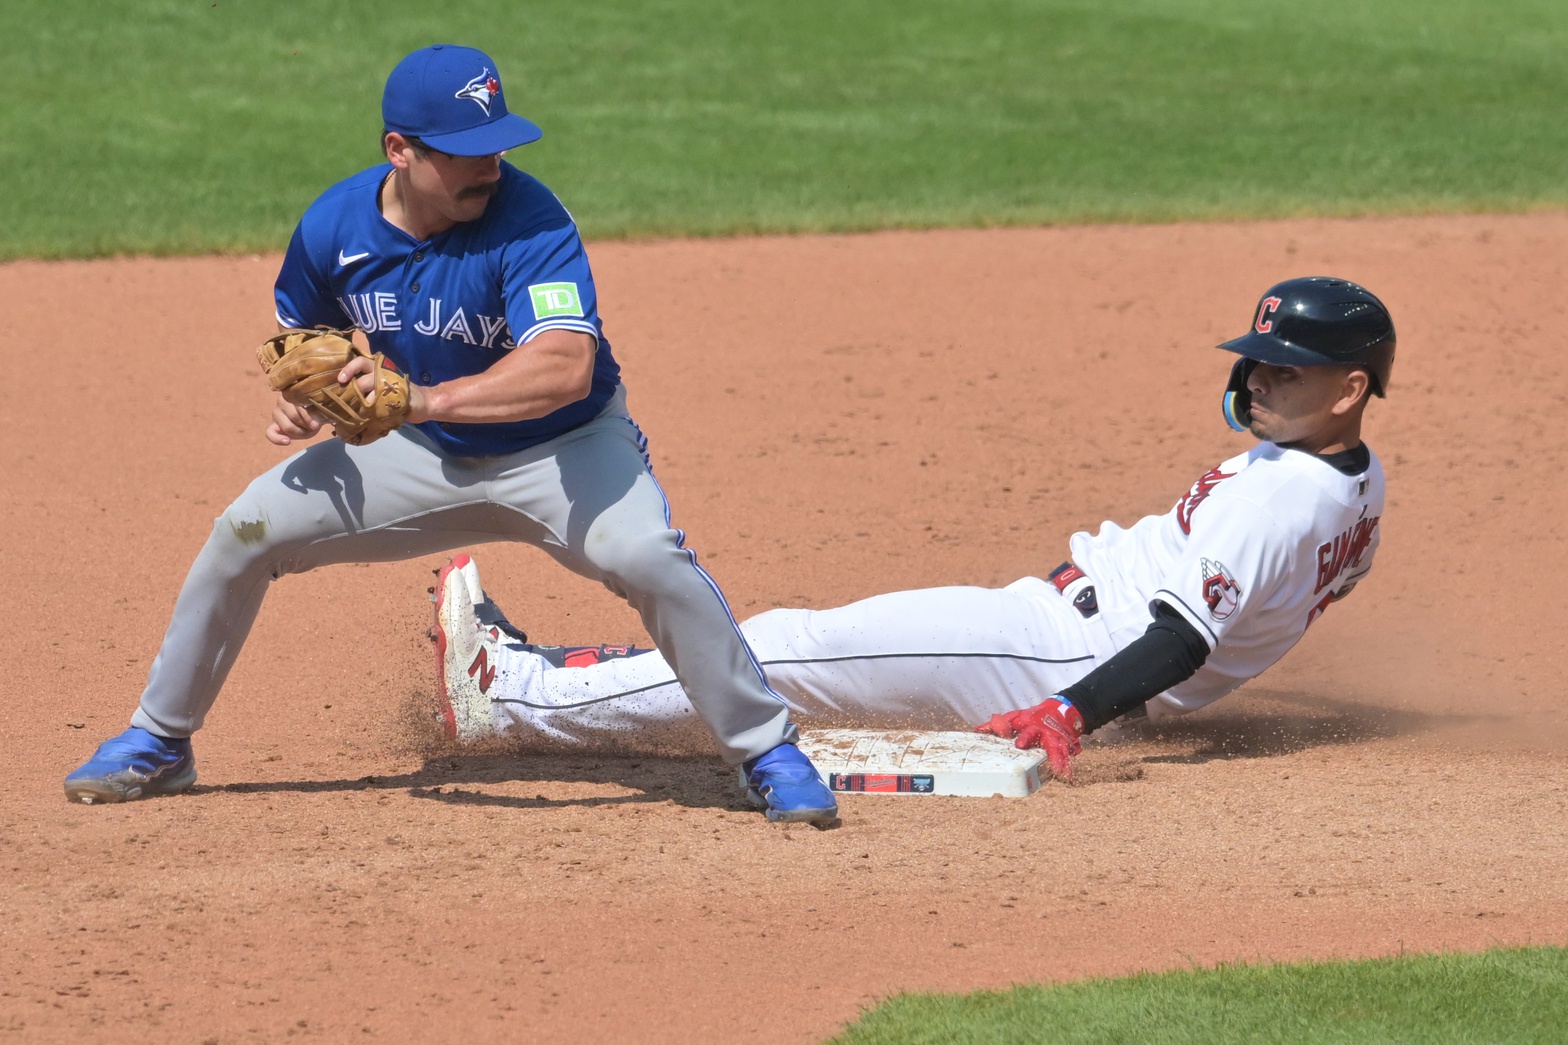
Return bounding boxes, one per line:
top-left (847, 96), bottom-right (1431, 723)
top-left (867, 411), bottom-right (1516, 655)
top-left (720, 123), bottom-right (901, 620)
top-left (1176, 467), bottom-right (1237, 535)
top-left (1200, 558), bottom-right (1241, 621)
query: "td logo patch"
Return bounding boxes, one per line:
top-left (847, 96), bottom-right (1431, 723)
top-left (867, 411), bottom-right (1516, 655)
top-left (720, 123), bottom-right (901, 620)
top-left (1200, 558), bottom-right (1241, 621)
top-left (529, 282), bottom-right (584, 319)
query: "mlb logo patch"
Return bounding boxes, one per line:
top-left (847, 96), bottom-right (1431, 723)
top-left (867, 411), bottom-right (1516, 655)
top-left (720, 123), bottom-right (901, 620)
top-left (529, 282), bottom-right (584, 319)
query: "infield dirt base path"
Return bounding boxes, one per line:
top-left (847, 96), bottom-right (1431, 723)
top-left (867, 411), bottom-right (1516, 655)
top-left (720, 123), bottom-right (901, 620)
top-left (3, 214), bottom-right (1566, 1043)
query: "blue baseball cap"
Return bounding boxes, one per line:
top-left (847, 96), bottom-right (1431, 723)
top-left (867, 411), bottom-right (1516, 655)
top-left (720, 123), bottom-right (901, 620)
top-left (382, 45), bottom-right (542, 156)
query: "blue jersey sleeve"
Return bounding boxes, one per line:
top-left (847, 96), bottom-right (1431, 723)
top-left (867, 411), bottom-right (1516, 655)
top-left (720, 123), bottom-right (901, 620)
top-left (275, 223), bottom-right (353, 331)
top-left (499, 207), bottom-right (603, 347)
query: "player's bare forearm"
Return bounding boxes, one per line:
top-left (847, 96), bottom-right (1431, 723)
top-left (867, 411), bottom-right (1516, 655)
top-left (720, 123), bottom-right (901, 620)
top-left (410, 329), bottom-right (597, 425)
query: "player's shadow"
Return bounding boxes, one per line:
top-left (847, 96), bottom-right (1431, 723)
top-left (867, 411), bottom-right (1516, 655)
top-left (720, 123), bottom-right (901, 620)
top-left (204, 745), bottom-right (776, 818)
top-left (1117, 690), bottom-right (1449, 768)
top-left (413, 749), bottom-right (746, 814)
top-left (205, 692), bottom-right (1444, 805)
top-left (202, 688), bottom-right (760, 811)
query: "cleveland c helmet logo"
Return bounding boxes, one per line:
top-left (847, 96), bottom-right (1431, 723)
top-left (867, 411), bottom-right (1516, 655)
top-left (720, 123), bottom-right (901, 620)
top-left (1254, 295), bottom-right (1283, 334)
top-left (455, 69), bottom-right (502, 115)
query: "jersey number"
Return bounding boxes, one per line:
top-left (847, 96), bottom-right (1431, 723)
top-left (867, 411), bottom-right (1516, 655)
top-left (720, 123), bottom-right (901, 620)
top-left (1305, 591), bottom-right (1335, 629)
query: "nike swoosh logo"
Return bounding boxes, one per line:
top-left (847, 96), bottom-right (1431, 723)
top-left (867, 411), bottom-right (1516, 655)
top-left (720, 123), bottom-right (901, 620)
top-left (338, 250), bottom-right (372, 266)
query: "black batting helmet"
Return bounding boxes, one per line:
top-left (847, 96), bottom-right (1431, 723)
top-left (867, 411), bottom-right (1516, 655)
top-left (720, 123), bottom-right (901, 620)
top-left (1217, 276), bottom-right (1396, 432)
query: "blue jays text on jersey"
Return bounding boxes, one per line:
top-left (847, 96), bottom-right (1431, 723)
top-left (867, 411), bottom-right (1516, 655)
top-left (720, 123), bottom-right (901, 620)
top-left (274, 162), bottom-right (621, 456)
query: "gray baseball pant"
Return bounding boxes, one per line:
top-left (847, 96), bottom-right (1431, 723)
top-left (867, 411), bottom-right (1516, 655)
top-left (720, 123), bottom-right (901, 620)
top-left (129, 385), bottom-right (797, 765)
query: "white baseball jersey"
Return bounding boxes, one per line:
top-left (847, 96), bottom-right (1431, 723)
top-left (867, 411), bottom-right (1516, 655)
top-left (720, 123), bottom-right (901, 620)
top-left (470, 442), bottom-right (1383, 749)
top-left (1071, 442), bottom-right (1383, 714)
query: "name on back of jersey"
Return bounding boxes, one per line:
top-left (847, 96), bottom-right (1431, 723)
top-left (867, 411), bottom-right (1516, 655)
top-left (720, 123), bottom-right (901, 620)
top-left (1314, 515), bottom-right (1379, 595)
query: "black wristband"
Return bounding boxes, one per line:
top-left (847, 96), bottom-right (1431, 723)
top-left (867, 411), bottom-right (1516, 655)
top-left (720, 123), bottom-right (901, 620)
top-left (1058, 603), bottom-right (1210, 733)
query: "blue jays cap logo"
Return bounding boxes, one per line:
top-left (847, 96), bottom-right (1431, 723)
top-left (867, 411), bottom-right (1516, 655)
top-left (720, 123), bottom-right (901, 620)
top-left (382, 45), bottom-right (543, 156)
top-left (456, 69), bottom-right (502, 116)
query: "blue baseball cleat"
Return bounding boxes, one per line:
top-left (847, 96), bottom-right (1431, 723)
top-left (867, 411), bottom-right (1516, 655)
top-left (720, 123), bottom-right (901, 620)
top-left (742, 743), bottom-right (839, 824)
top-left (64, 727), bottom-right (197, 805)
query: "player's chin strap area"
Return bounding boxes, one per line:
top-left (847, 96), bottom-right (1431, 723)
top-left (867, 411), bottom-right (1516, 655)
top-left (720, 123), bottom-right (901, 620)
top-left (1222, 357), bottom-right (1258, 432)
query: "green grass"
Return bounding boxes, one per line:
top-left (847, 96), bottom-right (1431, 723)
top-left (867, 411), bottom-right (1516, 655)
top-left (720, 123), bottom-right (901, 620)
top-left (828, 946), bottom-right (1568, 1044)
top-left (3, 0), bottom-right (1566, 256)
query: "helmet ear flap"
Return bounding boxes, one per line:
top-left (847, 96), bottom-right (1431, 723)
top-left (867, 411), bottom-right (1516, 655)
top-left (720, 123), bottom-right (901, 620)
top-left (1223, 357), bottom-right (1257, 432)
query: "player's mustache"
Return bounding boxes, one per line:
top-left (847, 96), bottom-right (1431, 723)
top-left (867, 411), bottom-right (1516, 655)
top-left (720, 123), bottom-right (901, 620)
top-left (458, 182), bottom-right (500, 201)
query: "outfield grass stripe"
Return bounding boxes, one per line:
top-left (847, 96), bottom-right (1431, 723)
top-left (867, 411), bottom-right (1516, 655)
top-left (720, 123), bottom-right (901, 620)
top-left (2, 0), bottom-right (1566, 257)
top-left (829, 946), bottom-right (1568, 1044)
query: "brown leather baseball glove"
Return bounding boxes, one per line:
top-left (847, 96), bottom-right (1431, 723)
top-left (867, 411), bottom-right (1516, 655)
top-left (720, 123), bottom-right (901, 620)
top-left (256, 329), bottom-right (411, 446)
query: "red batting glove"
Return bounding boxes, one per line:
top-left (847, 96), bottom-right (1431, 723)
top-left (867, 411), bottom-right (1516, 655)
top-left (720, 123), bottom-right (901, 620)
top-left (976, 697), bottom-right (1085, 781)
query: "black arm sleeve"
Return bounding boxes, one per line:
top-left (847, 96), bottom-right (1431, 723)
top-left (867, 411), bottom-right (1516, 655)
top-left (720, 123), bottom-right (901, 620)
top-left (1057, 602), bottom-right (1211, 733)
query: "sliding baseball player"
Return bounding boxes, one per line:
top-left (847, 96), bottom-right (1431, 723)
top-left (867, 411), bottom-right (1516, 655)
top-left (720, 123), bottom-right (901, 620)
top-left (432, 276), bottom-right (1395, 780)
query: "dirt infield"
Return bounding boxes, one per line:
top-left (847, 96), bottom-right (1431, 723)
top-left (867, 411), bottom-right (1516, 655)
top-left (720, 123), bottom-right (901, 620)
top-left (4, 214), bottom-right (1567, 1043)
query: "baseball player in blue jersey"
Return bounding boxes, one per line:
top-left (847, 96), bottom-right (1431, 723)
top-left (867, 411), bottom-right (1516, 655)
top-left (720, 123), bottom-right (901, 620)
top-left (64, 44), bottom-right (838, 823)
